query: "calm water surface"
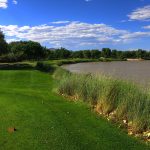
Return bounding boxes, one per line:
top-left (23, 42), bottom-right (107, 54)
top-left (63, 61), bottom-right (150, 86)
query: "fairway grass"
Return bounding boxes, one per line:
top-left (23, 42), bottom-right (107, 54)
top-left (0, 70), bottom-right (149, 150)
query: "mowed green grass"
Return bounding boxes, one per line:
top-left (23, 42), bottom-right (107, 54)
top-left (0, 70), bottom-right (149, 150)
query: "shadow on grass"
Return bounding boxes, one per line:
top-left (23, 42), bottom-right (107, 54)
top-left (35, 62), bottom-right (56, 73)
top-left (0, 63), bottom-right (34, 70)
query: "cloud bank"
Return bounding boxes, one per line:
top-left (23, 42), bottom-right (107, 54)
top-left (128, 5), bottom-right (150, 21)
top-left (0, 21), bottom-right (150, 48)
top-left (143, 25), bottom-right (150, 29)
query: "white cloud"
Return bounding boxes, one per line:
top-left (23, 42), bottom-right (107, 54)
top-left (13, 0), bottom-right (17, 5)
top-left (0, 0), bottom-right (8, 9)
top-left (0, 0), bottom-right (17, 9)
top-left (85, 0), bottom-right (92, 2)
top-left (0, 21), bottom-right (150, 48)
top-left (51, 21), bottom-right (70, 24)
top-left (120, 31), bottom-right (150, 40)
top-left (128, 5), bottom-right (150, 21)
top-left (143, 25), bottom-right (150, 29)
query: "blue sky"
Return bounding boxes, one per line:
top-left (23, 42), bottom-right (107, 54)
top-left (0, 0), bottom-right (150, 50)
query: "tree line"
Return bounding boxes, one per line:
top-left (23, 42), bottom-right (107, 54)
top-left (48, 48), bottom-right (150, 60)
top-left (0, 30), bottom-right (150, 62)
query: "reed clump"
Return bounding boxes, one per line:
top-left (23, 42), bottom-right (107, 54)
top-left (54, 68), bottom-right (150, 137)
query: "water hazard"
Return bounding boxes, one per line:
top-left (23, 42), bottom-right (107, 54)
top-left (63, 61), bottom-right (150, 86)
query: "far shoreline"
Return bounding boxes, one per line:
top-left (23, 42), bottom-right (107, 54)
top-left (127, 58), bottom-right (145, 61)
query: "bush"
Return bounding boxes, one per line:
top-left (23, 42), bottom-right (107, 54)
top-left (0, 53), bottom-right (25, 63)
top-left (36, 62), bottom-right (54, 72)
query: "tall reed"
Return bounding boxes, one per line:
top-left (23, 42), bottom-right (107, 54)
top-left (54, 68), bottom-right (150, 133)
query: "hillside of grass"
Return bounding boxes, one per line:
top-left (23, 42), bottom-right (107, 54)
top-left (0, 70), bottom-right (149, 150)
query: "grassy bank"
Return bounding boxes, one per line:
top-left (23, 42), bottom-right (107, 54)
top-left (54, 68), bottom-right (150, 137)
top-left (0, 70), bottom-right (149, 149)
top-left (45, 58), bottom-right (100, 66)
top-left (44, 58), bottom-right (126, 66)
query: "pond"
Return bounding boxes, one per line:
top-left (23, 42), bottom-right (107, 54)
top-left (63, 61), bottom-right (150, 86)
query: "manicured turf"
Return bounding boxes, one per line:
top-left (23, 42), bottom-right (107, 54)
top-left (0, 70), bottom-right (149, 150)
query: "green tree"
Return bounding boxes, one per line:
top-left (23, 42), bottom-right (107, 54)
top-left (91, 50), bottom-right (101, 59)
top-left (111, 50), bottom-right (117, 58)
top-left (24, 41), bottom-right (46, 60)
top-left (72, 51), bottom-right (84, 58)
top-left (136, 49), bottom-right (146, 59)
top-left (116, 51), bottom-right (124, 59)
top-left (83, 50), bottom-right (91, 58)
top-left (101, 48), bottom-right (111, 58)
top-left (47, 50), bottom-right (55, 60)
top-left (0, 30), bottom-right (8, 55)
top-left (9, 41), bottom-right (46, 60)
top-left (53, 47), bottom-right (71, 59)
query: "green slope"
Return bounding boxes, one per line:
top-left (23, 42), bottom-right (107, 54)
top-left (0, 70), bottom-right (149, 150)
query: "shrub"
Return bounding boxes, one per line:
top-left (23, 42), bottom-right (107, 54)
top-left (36, 62), bottom-right (54, 72)
top-left (0, 53), bottom-right (25, 63)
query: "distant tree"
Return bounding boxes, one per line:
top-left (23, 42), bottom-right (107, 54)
top-left (136, 49), bottom-right (147, 59)
top-left (111, 50), bottom-right (117, 58)
top-left (90, 50), bottom-right (101, 59)
top-left (72, 51), bottom-right (84, 58)
top-left (0, 30), bottom-right (8, 55)
top-left (101, 48), bottom-right (111, 58)
top-left (83, 50), bottom-right (91, 58)
top-left (144, 51), bottom-right (150, 59)
top-left (53, 47), bottom-right (71, 59)
top-left (47, 50), bottom-right (55, 60)
top-left (116, 51), bottom-right (125, 59)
